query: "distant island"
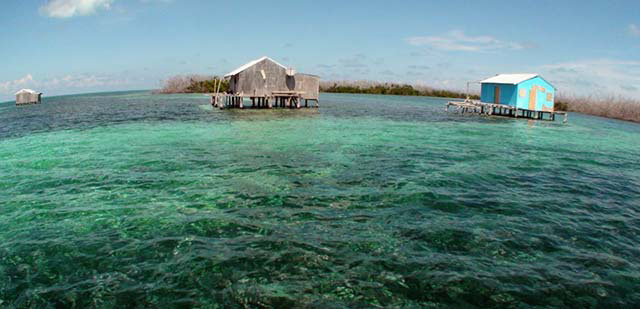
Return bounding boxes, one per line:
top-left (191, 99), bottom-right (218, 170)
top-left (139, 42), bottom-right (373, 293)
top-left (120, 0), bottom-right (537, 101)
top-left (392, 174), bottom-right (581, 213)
top-left (155, 75), bottom-right (478, 100)
top-left (156, 75), bottom-right (639, 123)
top-left (319, 80), bottom-right (479, 100)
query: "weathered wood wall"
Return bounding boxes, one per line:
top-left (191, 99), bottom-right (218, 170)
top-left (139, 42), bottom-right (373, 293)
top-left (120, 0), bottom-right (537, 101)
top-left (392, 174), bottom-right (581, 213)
top-left (229, 58), bottom-right (319, 99)
top-left (16, 93), bottom-right (41, 105)
top-left (230, 59), bottom-right (288, 96)
top-left (293, 74), bottom-right (320, 100)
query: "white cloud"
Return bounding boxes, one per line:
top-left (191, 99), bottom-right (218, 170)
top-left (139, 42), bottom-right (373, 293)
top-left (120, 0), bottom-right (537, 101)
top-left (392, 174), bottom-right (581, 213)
top-left (540, 59), bottom-right (640, 97)
top-left (0, 74), bottom-right (35, 94)
top-left (0, 73), bottom-right (143, 101)
top-left (339, 56), bottom-right (368, 69)
top-left (44, 74), bottom-right (129, 88)
top-left (629, 24), bottom-right (640, 37)
top-left (406, 30), bottom-right (526, 52)
top-left (39, 0), bottom-right (114, 18)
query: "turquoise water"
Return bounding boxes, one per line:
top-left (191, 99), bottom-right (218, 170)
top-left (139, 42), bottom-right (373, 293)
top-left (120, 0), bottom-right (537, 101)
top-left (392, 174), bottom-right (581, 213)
top-left (0, 91), bottom-right (639, 307)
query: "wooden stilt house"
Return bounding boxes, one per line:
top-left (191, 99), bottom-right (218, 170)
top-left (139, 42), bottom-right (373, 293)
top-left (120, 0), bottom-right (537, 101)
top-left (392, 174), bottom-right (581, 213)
top-left (212, 57), bottom-right (319, 109)
top-left (480, 74), bottom-right (556, 112)
top-left (15, 89), bottom-right (42, 105)
top-left (446, 74), bottom-right (568, 122)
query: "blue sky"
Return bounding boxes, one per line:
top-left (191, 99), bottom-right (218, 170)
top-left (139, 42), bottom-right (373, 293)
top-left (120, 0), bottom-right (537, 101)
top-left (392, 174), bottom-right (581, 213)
top-left (1, 0), bottom-right (640, 101)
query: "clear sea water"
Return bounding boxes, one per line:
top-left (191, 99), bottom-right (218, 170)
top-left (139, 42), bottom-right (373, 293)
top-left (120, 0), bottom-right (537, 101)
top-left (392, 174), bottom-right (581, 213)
top-left (0, 91), bottom-right (639, 307)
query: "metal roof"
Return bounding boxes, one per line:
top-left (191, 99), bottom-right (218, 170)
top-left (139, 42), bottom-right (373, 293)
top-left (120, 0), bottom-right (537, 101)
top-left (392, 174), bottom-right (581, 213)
top-left (224, 56), bottom-right (287, 78)
top-left (480, 74), bottom-right (539, 85)
top-left (15, 89), bottom-right (41, 95)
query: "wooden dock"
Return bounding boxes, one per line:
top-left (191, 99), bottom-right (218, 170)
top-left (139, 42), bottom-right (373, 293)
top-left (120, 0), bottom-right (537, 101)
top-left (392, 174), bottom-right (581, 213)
top-left (446, 100), bottom-right (568, 123)
top-left (209, 91), bottom-right (319, 109)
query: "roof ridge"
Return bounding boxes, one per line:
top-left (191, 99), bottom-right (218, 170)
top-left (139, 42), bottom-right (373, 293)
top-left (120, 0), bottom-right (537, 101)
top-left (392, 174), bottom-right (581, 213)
top-left (15, 89), bottom-right (41, 95)
top-left (480, 73), bottom-right (541, 85)
top-left (224, 56), bottom-right (287, 77)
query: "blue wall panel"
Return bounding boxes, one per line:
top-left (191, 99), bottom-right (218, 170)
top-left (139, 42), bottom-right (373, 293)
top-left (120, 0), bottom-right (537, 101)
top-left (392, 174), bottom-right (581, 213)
top-left (515, 77), bottom-right (555, 111)
top-left (481, 84), bottom-right (494, 103)
top-left (481, 83), bottom-right (517, 106)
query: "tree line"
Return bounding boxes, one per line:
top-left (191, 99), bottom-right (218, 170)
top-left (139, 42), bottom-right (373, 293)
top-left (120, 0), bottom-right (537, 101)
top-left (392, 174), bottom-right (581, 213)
top-left (319, 81), bottom-right (479, 100)
top-left (155, 75), bottom-right (229, 94)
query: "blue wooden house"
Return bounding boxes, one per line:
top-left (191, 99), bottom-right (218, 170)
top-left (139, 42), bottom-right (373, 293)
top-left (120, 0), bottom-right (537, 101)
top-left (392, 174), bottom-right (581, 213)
top-left (480, 74), bottom-right (556, 112)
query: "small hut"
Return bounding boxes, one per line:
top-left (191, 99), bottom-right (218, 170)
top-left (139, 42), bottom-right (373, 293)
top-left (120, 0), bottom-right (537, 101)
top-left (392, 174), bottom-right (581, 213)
top-left (446, 74), bottom-right (567, 122)
top-left (480, 74), bottom-right (555, 112)
top-left (15, 89), bottom-right (42, 105)
top-left (216, 57), bottom-right (319, 109)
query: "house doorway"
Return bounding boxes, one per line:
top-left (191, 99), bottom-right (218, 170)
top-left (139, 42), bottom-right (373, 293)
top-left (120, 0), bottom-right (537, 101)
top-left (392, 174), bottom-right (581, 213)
top-left (529, 86), bottom-right (538, 110)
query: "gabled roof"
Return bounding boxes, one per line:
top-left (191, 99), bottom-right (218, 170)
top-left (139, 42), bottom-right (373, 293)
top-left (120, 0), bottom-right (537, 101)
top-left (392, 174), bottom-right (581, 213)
top-left (15, 89), bottom-right (41, 95)
top-left (224, 56), bottom-right (286, 78)
top-left (480, 74), bottom-right (539, 85)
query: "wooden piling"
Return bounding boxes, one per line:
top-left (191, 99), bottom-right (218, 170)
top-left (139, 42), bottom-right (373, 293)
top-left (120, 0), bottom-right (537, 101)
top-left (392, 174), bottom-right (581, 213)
top-left (446, 100), bottom-right (567, 123)
top-left (208, 91), bottom-right (317, 110)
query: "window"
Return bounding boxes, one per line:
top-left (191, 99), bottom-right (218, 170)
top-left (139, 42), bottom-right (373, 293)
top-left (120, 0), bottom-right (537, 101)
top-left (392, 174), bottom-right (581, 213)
top-left (519, 89), bottom-right (526, 98)
top-left (547, 93), bottom-right (553, 101)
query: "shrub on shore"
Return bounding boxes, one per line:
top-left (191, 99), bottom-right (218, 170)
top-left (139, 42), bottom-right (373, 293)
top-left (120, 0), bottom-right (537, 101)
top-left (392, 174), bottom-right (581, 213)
top-left (556, 95), bottom-right (640, 123)
top-left (157, 77), bottom-right (474, 99)
top-left (319, 80), bottom-right (480, 100)
top-left (155, 75), bottom-right (229, 94)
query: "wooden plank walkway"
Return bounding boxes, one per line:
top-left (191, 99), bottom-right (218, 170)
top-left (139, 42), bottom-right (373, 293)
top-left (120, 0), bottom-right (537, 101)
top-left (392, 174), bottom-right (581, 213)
top-left (446, 100), bottom-right (568, 123)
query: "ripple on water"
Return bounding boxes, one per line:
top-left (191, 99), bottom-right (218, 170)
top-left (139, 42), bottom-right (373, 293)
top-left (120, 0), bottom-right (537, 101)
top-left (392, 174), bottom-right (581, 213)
top-left (0, 92), bottom-right (639, 307)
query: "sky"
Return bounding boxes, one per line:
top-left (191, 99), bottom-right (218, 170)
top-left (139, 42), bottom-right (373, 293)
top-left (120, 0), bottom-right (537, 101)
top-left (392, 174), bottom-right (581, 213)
top-left (1, 0), bottom-right (640, 101)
